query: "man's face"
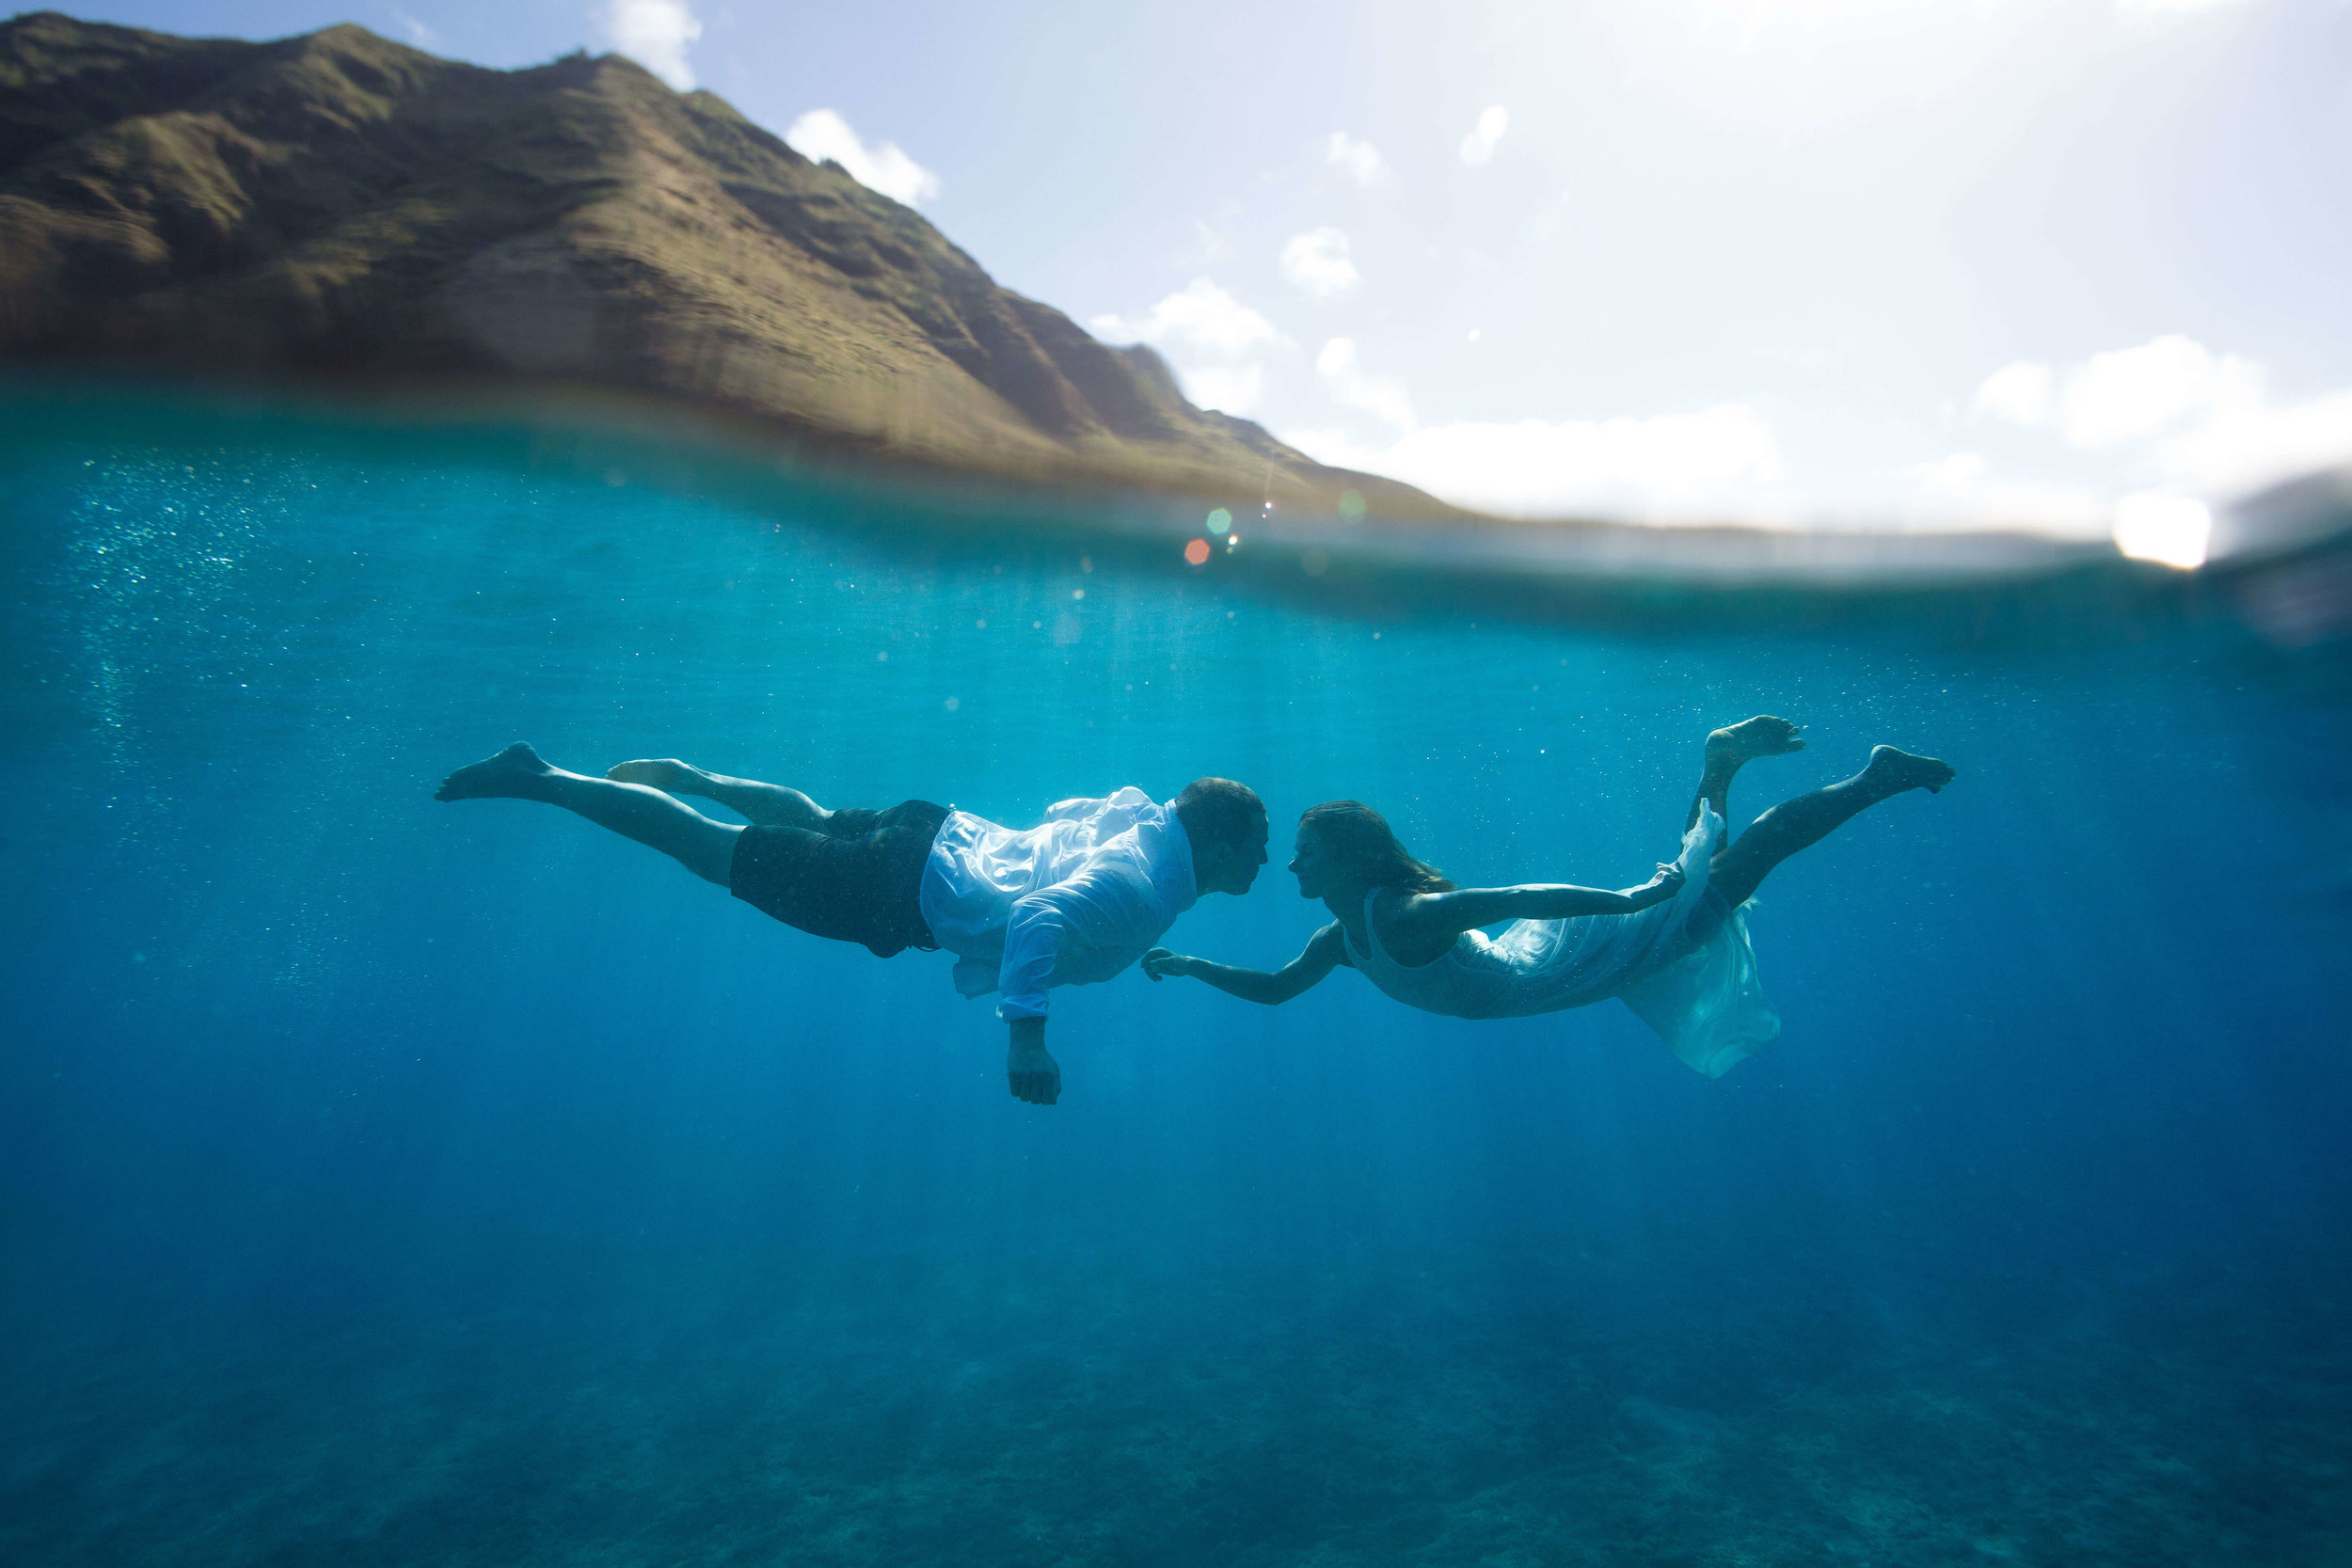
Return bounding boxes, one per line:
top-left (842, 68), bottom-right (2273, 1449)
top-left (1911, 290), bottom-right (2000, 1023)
top-left (1206, 813), bottom-right (1270, 896)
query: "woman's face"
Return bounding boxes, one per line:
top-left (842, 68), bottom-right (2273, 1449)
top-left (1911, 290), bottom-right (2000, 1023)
top-left (1288, 825), bottom-right (1344, 900)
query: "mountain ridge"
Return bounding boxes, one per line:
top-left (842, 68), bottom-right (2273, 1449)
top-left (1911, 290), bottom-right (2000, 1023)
top-left (0, 11), bottom-right (1459, 518)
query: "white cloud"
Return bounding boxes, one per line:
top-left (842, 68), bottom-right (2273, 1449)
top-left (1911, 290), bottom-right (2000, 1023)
top-left (1092, 279), bottom-right (1285, 420)
top-left (1294, 334), bottom-right (1782, 516)
top-left (1901, 451), bottom-right (1987, 492)
top-left (1182, 219), bottom-right (1232, 268)
top-left (2155, 388), bottom-right (2352, 496)
top-left (1279, 227), bottom-right (1361, 299)
top-left (600, 0), bottom-right (702, 91)
top-left (1292, 404), bottom-right (1782, 520)
top-left (1889, 450), bottom-right (2108, 533)
top-left (1972, 360), bottom-right (2054, 427)
top-left (2113, 0), bottom-right (2250, 15)
top-left (1978, 335), bottom-right (2260, 450)
top-left (1315, 338), bottom-right (1416, 431)
top-left (1325, 132), bottom-right (1387, 187)
top-left (1965, 333), bottom-right (2352, 507)
top-left (1090, 278), bottom-right (1282, 360)
top-left (1178, 365), bottom-right (1263, 418)
top-left (1458, 104), bottom-right (1508, 166)
top-left (784, 109), bottom-right (942, 206)
top-left (390, 7), bottom-right (439, 47)
top-left (2059, 334), bottom-right (2259, 449)
top-left (1388, 405), bottom-right (1781, 515)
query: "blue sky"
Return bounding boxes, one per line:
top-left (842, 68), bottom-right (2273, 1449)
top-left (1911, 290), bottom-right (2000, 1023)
top-left (58, 0), bottom-right (2352, 543)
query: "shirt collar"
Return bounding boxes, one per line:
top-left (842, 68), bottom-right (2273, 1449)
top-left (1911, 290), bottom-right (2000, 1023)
top-left (1147, 800), bottom-right (1199, 913)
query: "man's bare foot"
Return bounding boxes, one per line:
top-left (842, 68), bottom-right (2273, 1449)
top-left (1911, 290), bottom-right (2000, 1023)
top-left (435, 742), bottom-right (556, 801)
top-left (1708, 715), bottom-right (1807, 770)
top-left (607, 758), bottom-right (703, 792)
top-left (1863, 744), bottom-right (1957, 795)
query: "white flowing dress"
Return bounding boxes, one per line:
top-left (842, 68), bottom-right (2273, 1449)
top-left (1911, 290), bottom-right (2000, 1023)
top-left (1338, 806), bottom-right (1780, 1077)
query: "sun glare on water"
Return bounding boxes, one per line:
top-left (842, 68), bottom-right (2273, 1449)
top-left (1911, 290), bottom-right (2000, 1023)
top-left (2111, 493), bottom-right (2212, 570)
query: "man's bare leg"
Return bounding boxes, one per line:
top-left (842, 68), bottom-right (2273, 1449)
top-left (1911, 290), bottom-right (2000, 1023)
top-left (605, 758), bottom-right (831, 830)
top-left (1686, 716), bottom-right (1808, 847)
top-left (436, 743), bottom-right (742, 885)
top-left (1708, 745), bottom-right (1955, 908)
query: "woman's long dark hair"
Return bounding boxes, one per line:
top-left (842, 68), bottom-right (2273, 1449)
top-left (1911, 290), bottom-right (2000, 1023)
top-left (1297, 800), bottom-right (1454, 893)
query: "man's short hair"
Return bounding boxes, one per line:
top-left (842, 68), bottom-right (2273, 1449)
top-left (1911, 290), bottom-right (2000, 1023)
top-left (1174, 777), bottom-right (1265, 852)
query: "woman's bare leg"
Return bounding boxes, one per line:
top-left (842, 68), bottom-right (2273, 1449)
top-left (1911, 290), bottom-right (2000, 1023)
top-left (1686, 716), bottom-right (1808, 848)
top-left (605, 758), bottom-right (831, 829)
top-left (435, 744), bottom-right (743, 885)
top-left (1708, 745), bottom-right (1955, 907)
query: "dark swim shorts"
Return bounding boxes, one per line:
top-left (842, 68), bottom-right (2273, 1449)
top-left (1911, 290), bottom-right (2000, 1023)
top-left (728, 800), bottom-right (950, 958)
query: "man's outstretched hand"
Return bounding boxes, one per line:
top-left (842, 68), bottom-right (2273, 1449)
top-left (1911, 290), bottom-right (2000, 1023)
top-left (1628, 863), bottom-right (1686, 910)
top-left (1007, 1017), bottom-right (1061, 1105)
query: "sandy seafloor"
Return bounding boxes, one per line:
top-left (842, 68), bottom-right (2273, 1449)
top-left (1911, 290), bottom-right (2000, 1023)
top-left (3, 386), bottom-right (2349, 1565)
top-left (9, 1244), bottom-right (2349, 1566)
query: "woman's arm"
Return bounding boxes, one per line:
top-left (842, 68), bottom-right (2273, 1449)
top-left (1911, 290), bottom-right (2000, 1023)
top-left (1142, 922), bottom-right (1347, 1006)
top-left (1392, 863), bottom-right (1685, 945)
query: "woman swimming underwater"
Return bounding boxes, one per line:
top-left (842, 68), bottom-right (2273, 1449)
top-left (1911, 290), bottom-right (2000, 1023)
top-left (1142, 718), bottom-right (1954, 1077)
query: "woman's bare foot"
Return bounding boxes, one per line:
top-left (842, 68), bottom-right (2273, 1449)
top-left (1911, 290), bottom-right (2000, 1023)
top-left (1862, 744), bottom-right (1957, 795)
top-left (435, 742), bottom-right (556, 801)
top-left (606, 758), bottom-right (704, 792)
top-left (1707, 715), bottom-right (1806, 770)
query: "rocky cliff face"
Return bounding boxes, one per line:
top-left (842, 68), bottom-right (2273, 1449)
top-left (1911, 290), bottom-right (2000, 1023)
top-left (0, 12), bottom-right (1448, 515)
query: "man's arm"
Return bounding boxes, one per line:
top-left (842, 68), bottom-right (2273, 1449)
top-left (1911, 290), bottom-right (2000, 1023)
top-left (998, 906), bottom-right (1063, 1106)
top-left (998, 907), bottom-right (1064, 1106)
top-left (1006, 1016), bottom-right (1058, 1105)
top-left (1391, 864), bottom-right (1685, 946)
top-left (993, 860), bottom-right (1161, 1106)
top-left (1143, 922), bottom-right (1347, 1006)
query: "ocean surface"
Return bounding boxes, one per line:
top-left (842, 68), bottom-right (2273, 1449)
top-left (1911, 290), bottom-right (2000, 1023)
top-left (4, 385), bottom-right (2349, 1566)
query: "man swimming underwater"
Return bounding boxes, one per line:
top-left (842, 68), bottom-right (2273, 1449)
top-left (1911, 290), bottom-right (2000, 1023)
top-left (435, 745), bottom-right (1268, 1105)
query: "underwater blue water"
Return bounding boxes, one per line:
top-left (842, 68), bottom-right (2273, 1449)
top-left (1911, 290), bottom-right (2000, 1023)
top-left (4, 387), bottom-right (2349, 1564)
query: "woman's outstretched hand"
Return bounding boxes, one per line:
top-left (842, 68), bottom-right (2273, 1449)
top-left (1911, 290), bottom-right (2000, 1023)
top-left (1142, 947), bottom-right (1194, 981)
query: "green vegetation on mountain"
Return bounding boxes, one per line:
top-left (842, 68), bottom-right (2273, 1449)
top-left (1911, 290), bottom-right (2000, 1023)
top-left (0, 11), bottom-right (1451, 515)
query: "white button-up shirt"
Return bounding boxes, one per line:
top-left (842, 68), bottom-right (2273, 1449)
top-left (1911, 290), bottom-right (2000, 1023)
top-left (917, 787), bottom-right (1198, 1021)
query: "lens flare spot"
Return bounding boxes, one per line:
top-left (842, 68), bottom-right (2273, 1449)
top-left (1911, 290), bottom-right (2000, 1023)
top-left (2113, 494), bottom-right (2211, 570)
top-left (1184, 538), bottom-right (1212, 566)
